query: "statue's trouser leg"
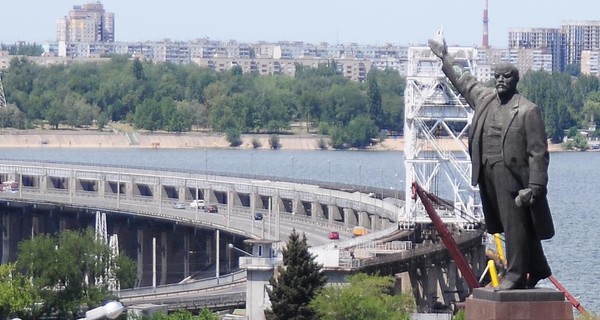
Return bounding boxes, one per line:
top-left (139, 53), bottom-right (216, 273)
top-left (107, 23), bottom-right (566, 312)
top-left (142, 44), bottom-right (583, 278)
top-left (481, 161), bottom-right (551, 283)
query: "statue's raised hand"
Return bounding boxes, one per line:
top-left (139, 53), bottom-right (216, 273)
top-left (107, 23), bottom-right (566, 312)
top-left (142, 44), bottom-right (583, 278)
top-left (428, 28), bottom-right (447, 59)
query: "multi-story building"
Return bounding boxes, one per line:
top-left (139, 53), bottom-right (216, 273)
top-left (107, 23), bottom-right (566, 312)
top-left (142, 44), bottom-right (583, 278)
top-left (560, 21), bottom-right (600, 67)
top-left (57, 2), bottom-right (115, 43)
top-left (507, 28), bottom-right (562, 71)
top-left (475, 47), bottom-right (552, 82)
top-left (581, 50), bottom-right (600, 77)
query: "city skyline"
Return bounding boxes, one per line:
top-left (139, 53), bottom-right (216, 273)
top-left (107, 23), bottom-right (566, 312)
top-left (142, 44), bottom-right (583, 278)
top-left (2, 0), bottom-right (600, 48)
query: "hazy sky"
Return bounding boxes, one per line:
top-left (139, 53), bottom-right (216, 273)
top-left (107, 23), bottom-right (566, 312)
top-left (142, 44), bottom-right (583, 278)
top-left (2, 0), bottom-right (599, 47)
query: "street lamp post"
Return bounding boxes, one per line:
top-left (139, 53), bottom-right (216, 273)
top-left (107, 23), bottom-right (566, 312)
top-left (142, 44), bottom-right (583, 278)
top-left (204, 149), bottom-right (208, 202)
top-left (380, 169), bottom-right (384, 211)
top-left (291, 156), bottom-right (296, 193)
top-left (358, 164), bottom-right (362, 205)
top-left (228, 243), bottom-right (252, 256)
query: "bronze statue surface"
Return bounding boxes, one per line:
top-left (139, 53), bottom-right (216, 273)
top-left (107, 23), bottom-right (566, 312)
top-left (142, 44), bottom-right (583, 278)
top-left (428, 29), bottom-right (554, 290)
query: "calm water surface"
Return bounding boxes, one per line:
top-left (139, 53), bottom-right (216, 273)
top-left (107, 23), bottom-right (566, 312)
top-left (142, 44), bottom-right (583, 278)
top-left (0, 148), bottom-right (598, 313)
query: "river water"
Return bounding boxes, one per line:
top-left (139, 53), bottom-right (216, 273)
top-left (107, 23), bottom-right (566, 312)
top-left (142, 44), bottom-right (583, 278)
top-left (0, 148), bottom-right (597, 313)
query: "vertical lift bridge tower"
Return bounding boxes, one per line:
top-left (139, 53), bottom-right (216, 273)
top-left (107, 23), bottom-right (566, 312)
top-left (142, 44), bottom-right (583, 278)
top-left (403, 46), bottom-right (484, 227)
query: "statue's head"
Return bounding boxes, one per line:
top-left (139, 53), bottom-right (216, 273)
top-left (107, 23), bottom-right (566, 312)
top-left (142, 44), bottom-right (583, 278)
top-left (494, 63), bottom-right (519, 97)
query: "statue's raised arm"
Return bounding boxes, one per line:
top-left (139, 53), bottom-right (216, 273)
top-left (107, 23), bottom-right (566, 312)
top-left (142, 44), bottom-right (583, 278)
top-left (427, 29), bottom-right (467, 90)
top-left (427, 29), bottom-right (487, 109)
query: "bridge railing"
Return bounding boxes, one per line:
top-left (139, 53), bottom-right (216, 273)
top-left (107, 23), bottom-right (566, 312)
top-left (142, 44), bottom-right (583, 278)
top-left (118, 270), bottom-right (247, 299)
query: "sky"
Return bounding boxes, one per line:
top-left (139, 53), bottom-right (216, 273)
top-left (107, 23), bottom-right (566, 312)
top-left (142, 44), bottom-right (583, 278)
top-left (1, 0), bottom-right (599, 48)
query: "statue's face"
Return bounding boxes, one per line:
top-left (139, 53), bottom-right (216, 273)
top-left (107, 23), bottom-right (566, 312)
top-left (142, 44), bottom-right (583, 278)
top-left (494, 65), bottom-right (519, 96)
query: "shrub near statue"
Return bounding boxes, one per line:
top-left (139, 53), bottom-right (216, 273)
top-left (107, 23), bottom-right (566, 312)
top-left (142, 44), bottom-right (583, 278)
top-left (428, 29), bottom-right (555, 290)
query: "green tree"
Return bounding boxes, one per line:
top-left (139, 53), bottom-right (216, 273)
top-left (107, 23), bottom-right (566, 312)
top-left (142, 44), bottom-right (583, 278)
top-left (269, 134), bottom-right (281, 149)
top-left (134, 98), bottom-right (163, 131)
top-left (266, 229), bottom-right (327, 320)
top-left (132, 57), bottom-right (145, 80)
top-left (346, 114), bottom-right (378, 148)
top-left (367, 69), bottom-right (383, 128)
top-left (16, 228), bottom-right (136, 319)
top-left (0, 263), bottom-right (38, 319)
top-left (147, 308), bottom-right (219, 320)
top-left (563, 132), bottom-right (589, 151)
top-left (226, 127), bottom-right (242, 147)
top-left (310, 273), bottom-right (416, 320)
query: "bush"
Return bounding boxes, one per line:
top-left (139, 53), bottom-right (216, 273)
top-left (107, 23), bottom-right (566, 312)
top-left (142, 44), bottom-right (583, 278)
top-left (226, 128), bottom-right (242, 147)
top-left (269, 134), bottom-right (281, 149)
top-left (251, 137), bottom-right (262, 149)
top-left (562, 132), bottom-right (589, 151)
top-left (318, 137), bottom-right (329, 150)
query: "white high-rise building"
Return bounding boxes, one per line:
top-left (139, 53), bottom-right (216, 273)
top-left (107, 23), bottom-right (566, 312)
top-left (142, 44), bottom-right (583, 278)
top-left (507, 28), bottom-right (562, 71)
top-left (56, 2), bottom-right (114, 43)
top-left (561, 21), bottom-right (600, 67)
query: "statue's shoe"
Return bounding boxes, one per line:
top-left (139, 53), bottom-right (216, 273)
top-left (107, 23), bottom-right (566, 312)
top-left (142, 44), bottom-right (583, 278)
top-left (496, 279), bottom-right (526, 291)
top-left (526, 274), bottom-right (549, 289)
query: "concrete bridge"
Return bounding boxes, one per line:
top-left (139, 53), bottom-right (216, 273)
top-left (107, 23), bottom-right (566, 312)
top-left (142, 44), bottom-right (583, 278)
top-left (0, 160), bottom-right (485, 314)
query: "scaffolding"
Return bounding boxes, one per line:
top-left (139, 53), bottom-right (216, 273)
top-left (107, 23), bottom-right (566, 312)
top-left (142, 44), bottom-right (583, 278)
top-left (402, 46), bottom-right (484, 227)
top-left (0, 74), bottom-right (6, 108)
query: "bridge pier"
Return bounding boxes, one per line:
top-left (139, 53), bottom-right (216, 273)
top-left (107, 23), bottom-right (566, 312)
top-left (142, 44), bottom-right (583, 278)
top-left (1, 213), bottom-right (10, 264)
top-left (250, 191), bottom-right (260, 211)
top-left (98, 178), bottom-right (106, 197)
top-left (358, 210), bottom-right (369, 228)
top-left (204, 188), bottom-right (214, 203)
top-left (230, 189), bottom-right (243, 206)
top-left (328, 205), bottom-right (342, 223)
top-left (292, 198), bottom-right (305, 216)
top-left (402, 241), bottom-right (485, 311)
top-left (343, 208), bottom-right (357, 228)
top-left (136, 229), bottom-right (144, 287)
top-left (369, 212), bottom-right (379, 230)
top-left (310, 202), bottom-right (322, 221)
top-left (160, 231), bottom-right (167, 285)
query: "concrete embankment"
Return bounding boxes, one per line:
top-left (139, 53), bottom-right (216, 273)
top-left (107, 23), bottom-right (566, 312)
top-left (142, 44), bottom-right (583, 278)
top-left (0, 130), bottom-right (563, 152)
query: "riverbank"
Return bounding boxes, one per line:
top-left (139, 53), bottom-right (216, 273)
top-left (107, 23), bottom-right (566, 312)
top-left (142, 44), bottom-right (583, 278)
top-left (0, 129), bottom-right (564, 152)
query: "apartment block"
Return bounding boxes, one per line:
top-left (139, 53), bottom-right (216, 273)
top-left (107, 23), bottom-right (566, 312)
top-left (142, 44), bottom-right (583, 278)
top-left (507, 28), bottom-right (562, 71)
top-left (581, 50), bottom-right (600, 77)
top-left (57, 2), bottom-right (115, 43)
top-left (561, 21), bottom-right (600, 67)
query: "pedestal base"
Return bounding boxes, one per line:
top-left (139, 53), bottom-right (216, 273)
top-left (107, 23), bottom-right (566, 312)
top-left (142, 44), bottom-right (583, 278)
top-left (466, 287), bottom-right (573, 320)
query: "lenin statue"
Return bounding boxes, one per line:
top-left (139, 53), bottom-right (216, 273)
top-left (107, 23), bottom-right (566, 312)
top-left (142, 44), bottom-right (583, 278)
top-left (428, 30), bottom-right (555, 290)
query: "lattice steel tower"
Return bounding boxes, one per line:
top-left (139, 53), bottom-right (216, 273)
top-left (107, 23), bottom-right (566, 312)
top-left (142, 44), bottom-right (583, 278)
top-left (0, 74), bottom-right (6, 108)
top-left (402, 46), bottom-right (484, 227)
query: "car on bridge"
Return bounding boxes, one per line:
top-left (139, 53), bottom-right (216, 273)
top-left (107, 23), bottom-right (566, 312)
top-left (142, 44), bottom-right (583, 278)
top-left (204, 204), bottom-right (218, 213)
top-left (254, 212), bottom-right (263, 220)
top-left (173, 202), bottom-right (186, 209)
top-left (328, 231), bottom-right (340, 240)
top-left (189, 199), bottom-right (205, 209)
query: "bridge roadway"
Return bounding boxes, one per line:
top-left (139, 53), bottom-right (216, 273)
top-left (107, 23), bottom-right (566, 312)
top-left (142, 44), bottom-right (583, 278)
top-left (0, 160), bottom-right (484, 312)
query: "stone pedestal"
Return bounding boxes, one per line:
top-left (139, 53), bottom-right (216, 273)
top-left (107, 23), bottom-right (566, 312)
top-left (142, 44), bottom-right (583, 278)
top-left (466, 287), bottom-right (573, 320)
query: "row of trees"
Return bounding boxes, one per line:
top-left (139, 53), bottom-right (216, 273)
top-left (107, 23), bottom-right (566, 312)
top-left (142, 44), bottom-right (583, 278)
top-left (2, 56), bottom-right (404, 148)
top-left (519, 71), bottom-right (600, 143)
top-left (3, 54), bottom-right (600, 147)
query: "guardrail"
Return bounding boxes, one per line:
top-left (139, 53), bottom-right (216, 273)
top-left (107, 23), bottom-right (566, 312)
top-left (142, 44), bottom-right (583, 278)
top-left (118, 270), bottom-right (247, 299)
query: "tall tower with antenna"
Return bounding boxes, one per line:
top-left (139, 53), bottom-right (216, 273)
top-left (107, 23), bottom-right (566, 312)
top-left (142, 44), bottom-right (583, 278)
top-left (481, 0), bottom-right (490, 49)
top-left (482, 0), bottom-right (489, 48)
